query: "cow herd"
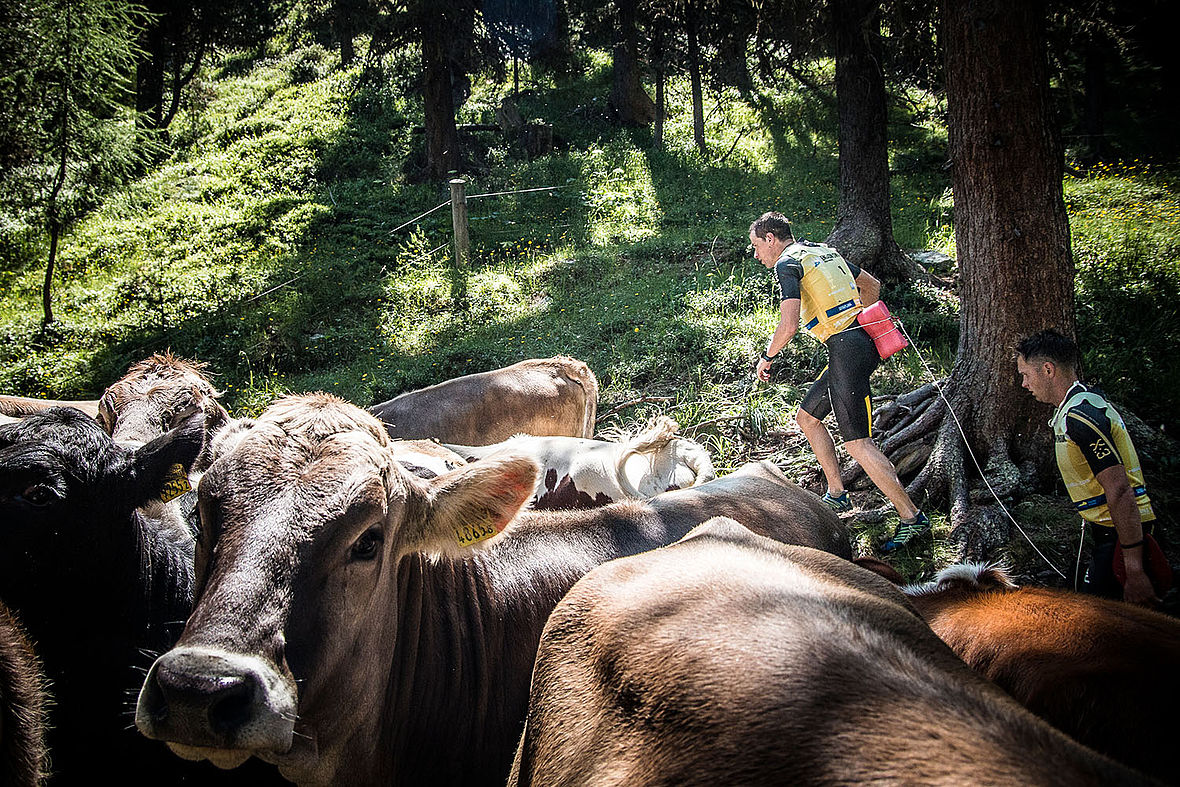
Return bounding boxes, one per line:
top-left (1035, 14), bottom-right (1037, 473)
top-left (0, 352), bottom-right (1177, 786)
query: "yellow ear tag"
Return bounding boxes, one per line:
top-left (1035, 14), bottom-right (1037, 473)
top-left (159, 464), bottom-right (192, 503)
top-left (453, 519), bottom-right (499, 548)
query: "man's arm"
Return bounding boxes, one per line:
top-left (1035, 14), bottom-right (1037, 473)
top-left (855, 270), bottom-right (880, 306)
top-left (755, 299), bottom-right (800, 382)
top-left (1095, 463), bottom-right (1157, 605)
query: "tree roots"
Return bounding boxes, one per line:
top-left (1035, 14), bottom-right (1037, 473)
top-left (841, 378), bottom-right (1025, 561)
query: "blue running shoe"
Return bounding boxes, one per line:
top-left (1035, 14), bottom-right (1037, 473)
top-left (822, 490), bottom-right (853, 513)
top-left (881, 512), bottom-right (931, 553)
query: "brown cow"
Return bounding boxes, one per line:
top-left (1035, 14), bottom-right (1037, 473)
top-left (511, 518), bottom-right (1147, 787)
top-left (97, 351), bottom-right (230, 473)
top-left (860, 560), bottom-right (1180, 783)
top-left (1, 600), bottom-right (48, 787)
top-left (446, 416), bottom-right (715, 510)
top-left (0, 396), bottom-right (100, 420)
top-left (369, 356), bottom-right (597, 444)
top-left (135, 393), bottom-right (848, 786)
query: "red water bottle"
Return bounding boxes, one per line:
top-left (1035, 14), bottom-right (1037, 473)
top-left (856, 301), bottom-right (908, 360)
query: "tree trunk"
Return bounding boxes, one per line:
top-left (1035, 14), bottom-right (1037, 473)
top-left (607, 0), bottom-right (655, 126)
top-left (421, 17), bottom-right (461, 179)
top-left (687, 8), bottom-right (705, 154)
top-left (43, 221), bottom-right (58, 326)
top-left (847, 0), bottom-right (1075, 560)
top-left (652, 27), bottom-right (665, 151)
top-left (825, 0), bottom-right (921, 283)
top-left (334, 0), bottom-right (356, 66)
top-left (654, 65), bottom-right (665, 150)
top-left (944, 0), bottom-right (1073, 455)
top-left (1081, 43), bottom-right (1105, 165)
top-left (135, 24), bottom-right (167, 131)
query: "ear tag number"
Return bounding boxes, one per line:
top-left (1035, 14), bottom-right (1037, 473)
top-left (159, 464), bottom-right (192, 503)
top-left (454, 519), bottom-right (498, 548)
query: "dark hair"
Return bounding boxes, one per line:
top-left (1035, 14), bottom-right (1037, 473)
top-left (1015, 329), bottom-right (1078, 369)
top-left (749, 212), bottom-right (793, 241)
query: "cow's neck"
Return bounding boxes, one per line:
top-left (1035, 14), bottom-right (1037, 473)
top-left (377, 505), bottom-right (657, 786)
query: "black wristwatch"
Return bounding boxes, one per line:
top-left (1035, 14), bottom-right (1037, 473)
top-left (760, 351), bottom-right (777, 363)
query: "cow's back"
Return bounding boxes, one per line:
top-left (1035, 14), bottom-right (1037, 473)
top-left (511, 520), bottom-right (1143, 787)
top-left (0, 396), bottom-right (99, 420)
top-left (0, 601), bottom-right (47, 787)
top-left (370, 357), bottom-right (597, 444)
top-left (650, 460), bottom-right (852, 557)
top-left (917, 584), bottom-right (1180, 782)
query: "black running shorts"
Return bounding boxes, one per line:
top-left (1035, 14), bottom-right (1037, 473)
top-left (799, 325), bottom-right (879, 441)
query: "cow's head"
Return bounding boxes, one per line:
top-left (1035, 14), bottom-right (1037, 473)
top-left (0, 407), bottom-right (205, 615)
top-left (98, 352), bottom-right (229, 471)
top-left (135, 393), bottom-right (537, 783)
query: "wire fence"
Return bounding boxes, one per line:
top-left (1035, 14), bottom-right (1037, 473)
top-left (23, 182), bottom-right (567, 394)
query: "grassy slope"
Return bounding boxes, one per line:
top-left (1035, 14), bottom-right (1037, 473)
top-left (0, 42), bottom-right (1176, 584)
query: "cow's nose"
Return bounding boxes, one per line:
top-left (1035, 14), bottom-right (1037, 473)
top-left (136, 646), bottom-right (296, 753)
top-left (153, 663), bottom-right (256, 735)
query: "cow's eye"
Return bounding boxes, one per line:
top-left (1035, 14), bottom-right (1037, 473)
top-left (19, 484), bottom-right (59, 507)
top-left (350, 528), bottom-right (383, 561)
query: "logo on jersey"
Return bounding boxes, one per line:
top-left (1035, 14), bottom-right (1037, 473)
top-left (1090, 438), bottom-right (1113, 459)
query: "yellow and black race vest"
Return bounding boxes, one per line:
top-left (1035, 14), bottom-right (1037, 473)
top-left (782, 242), bottom-right (863, 343)
top-left (1051, 383), bottom-right (1154, 528)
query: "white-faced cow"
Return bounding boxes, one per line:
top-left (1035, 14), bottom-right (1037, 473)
top-left (135, 393), bottom-right (849, 786)
top-left (0, 396), bottom-right (100, 420)
top-left (858, 560), bottom-right (1180, 783)
top-left (445, 416), bottom-right (715, 510)
top-left (369, 356), bottom-right (598, 444)
top-left (1, 600), bottom-right (48, 787)
top-left (0, 408), bottom-right (282, 785)
top-left (511, 518), bottom-right (1147, 787)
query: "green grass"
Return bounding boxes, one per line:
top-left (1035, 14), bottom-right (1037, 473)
top-left (1, 38), bottom-right (1176, 581)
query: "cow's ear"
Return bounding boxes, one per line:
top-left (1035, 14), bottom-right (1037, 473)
top-left (413, 453), bottom-right (538, 557)
top-left (122, 411), bottom-right (206, 507)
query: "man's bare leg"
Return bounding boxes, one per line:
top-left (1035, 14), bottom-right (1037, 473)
top-left (845, 437), bottom-right (919, 520)
top-left (796, 409), bottom-right (845, 494)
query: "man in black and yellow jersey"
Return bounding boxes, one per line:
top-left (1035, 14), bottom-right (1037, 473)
top-left (1015, 329), bottom-right (1158, 606)
top-left (749, 212), bottom-right (929, 552)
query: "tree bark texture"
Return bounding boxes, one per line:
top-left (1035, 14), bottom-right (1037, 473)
top-left (607, 0), bottom-right (655, 126)
top-left (421, 17), bottom-right (462, 179)
top-left (943, 0), bottom-right (1074, 460)
top-left (825, 0), bottom-right (919, 283)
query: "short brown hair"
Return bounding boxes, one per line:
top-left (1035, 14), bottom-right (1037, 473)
top-left (1015, 329), bottom-right (1078, 370)
top-left (749, 212), bottom-right (793, 241)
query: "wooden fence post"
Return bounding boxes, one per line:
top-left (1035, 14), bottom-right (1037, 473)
top-left (449, 177), bottom-right (469, 306)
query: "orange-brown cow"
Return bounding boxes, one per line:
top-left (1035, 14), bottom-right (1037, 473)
top-left (858, 559), bottom-right (1180, 783)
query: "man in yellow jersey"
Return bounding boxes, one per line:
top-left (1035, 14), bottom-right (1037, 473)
top-left (1015, 329), bottom-right (1158, 606)
top-left (749, 212), bottom-right (928, 552)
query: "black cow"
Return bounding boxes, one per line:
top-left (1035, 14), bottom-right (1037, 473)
top-left (0, 408), bottom-right (280, 784)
